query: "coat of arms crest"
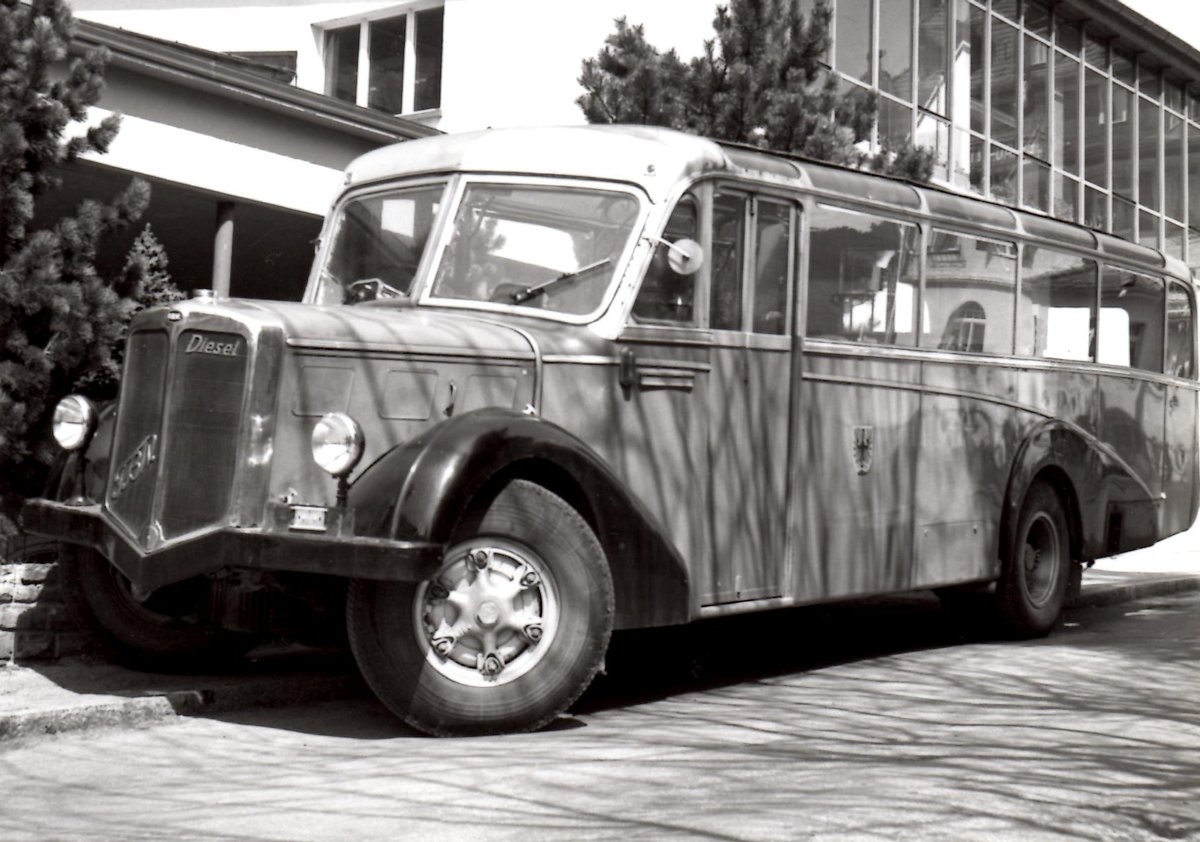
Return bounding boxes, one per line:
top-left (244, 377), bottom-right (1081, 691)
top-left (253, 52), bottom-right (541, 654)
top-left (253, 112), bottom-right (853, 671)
top-left (853, 425), bottom-right (873, 475)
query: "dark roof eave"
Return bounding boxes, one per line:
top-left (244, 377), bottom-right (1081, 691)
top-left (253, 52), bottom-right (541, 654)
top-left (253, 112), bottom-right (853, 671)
top-left (70, 18), bottom-right (441, 143)
top-left (1058, 0), bottom-right (1200, 85)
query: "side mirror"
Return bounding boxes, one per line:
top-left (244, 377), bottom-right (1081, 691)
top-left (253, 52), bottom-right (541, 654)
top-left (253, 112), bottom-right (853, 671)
top-left (666, 238), bottom-right (704, 275)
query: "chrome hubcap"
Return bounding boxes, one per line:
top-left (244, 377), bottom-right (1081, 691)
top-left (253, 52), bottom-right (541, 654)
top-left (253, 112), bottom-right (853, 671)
top-left (415, 540), bottom-right (558, 687)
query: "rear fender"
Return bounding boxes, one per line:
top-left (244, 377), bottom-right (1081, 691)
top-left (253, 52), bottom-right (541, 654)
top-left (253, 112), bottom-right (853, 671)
top-left (1004, 419), bottom-right (1158, 561)
top-left (349, 408), bottom-right (691, 628)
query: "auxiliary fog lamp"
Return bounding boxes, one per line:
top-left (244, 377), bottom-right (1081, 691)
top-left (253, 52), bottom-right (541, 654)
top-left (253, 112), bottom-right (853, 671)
top-left (52, 395), bottom-right (99, 451)
top-left (311, 412), bottom-right (364, 507)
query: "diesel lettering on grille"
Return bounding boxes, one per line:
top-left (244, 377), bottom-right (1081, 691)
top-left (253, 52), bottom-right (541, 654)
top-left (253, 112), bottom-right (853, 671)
top-left (110, 434), bottom-right (157, 500)
top-left (185, 333), bottom-right (242, 357)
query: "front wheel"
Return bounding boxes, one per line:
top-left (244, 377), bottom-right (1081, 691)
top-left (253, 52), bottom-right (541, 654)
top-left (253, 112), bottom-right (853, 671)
top-left (996, 482), bottom-right (1070, 638)
top-left (347, 480), bottom-right (614, 736)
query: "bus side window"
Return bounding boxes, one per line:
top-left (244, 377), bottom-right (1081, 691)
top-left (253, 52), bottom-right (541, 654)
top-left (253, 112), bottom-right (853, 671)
top-left (922, 230), bottom-right (1016, 354)
top-left (1098, 267), bottom-right (1164, 372)
top-left (752, 200), bottom-right (791, 335)
top-left (1017, 248), bottom-right (1095, 361)
top-left (632, 194), bottom-right (699, 325)
top-left (1167, 282), bottom-right (1195, 378)
top-left (806, 204), bottom-right (918, 346)
top-left (710, 192), bottom-right (747, 330)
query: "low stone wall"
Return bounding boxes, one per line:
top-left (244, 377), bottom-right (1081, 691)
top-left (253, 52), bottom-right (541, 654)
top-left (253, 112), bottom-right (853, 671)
top-left (0, 535), bottom-right (83, 664)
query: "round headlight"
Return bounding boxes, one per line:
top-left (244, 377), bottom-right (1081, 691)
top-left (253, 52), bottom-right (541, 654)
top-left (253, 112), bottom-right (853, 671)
top-left (52, 395), bottom-right (98, 451)
top-left (311, 413), bottom-right (364, 477)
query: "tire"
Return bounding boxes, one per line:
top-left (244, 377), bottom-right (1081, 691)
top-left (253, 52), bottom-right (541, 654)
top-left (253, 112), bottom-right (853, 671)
top-left (59, 544), bottom-right (251, 671)
top-left (347, 480), bottom-right (614, 736)
top-left (996, 482), bottom-right (1070, 639)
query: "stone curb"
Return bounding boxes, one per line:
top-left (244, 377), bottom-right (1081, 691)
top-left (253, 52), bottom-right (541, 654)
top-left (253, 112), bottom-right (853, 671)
top-left (1, 576), bottom-right (1197, 745)
top-left (1067, 573), bottom-right (1200, 609)
top-left (0, 671), bottom-right (366, 745)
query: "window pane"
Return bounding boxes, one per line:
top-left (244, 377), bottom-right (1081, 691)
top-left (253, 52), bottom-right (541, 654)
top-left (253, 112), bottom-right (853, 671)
top-left (1113, 194), bottom-right (1135, 240)
top-left (917, 0), bottom-right (946, 114)
top-left (1190, 126), bottom-right (1200, 231)
top-left (836, 0), bottom-right (872, 84)
top-left (880, 97), bottom-right (912, 146)
top-left (992, 0), bottom-right (1016, 22)
top-left (1140, 65), bottom-right (1161, 99)
top-left (1167, 282), bottom-right (1195, 378)
top-left (327, 25), bottom-right (359, 103)
top-left (991, 18), bottom-right (1019, 146)
top-left (320, 183), bottom-right (445, 304)
top-left (431, 185), bottom-right (641, 316)
top-left (806, 205), bottom-right (919, 346)
top-left (915, 112), bottom-right (950, 182)
top-left (923, 230), bottom-right (1015, 353)
top-left (1024, 36), bottom-right (1050, 158)
top-left (710, 193), bottom-right (746, 330)
top-left (1165, 79), bottom-right (1184, 113)
top-left (1084, 69), bottom-right (1108, 188)
top-left (1017, 249), bottom-right (1095, 360)
top-left (1024, 157), bottom-right (1050, 212)
top-left (368, 16), bottom-right (406, 113)
top-left (1084, 33), bottom-right (1106, 69)
top-left (414, 7), bottom-right (443, 111)
top-left (633, 195), bottom-right (698, 325)
top-left (1139, 97), bottom-right (1160, 211)
top-left (1166, 223), bottom-right (1186, 260)
top-left (1099, 267), bottom-right (1162, 371)
top-left (1025, 0), bottom-right (1050, 39)
top-left (1139, 210), bottom-right (1159, 249)
top-left (1055, 173), bottom-right (1078, 222)
top-left (1084, 185), bottom-right (1106, 230)
top-left (1055, 53), bottom-right (1079, 174)
top-left (1165, 113), bottom-right (1185, 221)
top-left (1056, 17), bottom-right (1082, 55)
top-left (752, 202), bottom-right (791, 334)
top-left (1112, 49), bottom-right (1134, 86)
top-left (968, 1), bottom-right (985, 135)
top-left (970, 133), bottom-right (985, 193)
top-left (991, 144), bottom-right (1018, 204)
top-left (879, 0), bottom-right (912, 100)
top-left (1112, 85), bottom-right (1134, 197)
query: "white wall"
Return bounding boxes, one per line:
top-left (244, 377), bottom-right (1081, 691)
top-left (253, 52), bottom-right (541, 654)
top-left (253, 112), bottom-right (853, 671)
top-left (69, 0), bottom-right (717, 132)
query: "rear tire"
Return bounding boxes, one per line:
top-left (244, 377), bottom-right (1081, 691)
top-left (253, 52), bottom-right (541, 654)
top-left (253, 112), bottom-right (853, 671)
top-left (996, 482), bottom-right (1070, 638)
top-left (347, 480), bottom-right (614, 736)
top-left (59, 544), bottom-right (251, 671)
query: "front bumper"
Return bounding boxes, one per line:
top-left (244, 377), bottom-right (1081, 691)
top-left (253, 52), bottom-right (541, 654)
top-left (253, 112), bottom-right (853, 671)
top-left (21, 499), bottom-right (444, 593)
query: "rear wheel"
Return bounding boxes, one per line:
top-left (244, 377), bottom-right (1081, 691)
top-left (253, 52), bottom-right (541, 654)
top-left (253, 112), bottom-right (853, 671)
top-left (347, 480), bottom-right (614, 736)
top-left (59, 544), bottom-right (251, 671)
top-left (996, 482), bottom-right (1070, 638)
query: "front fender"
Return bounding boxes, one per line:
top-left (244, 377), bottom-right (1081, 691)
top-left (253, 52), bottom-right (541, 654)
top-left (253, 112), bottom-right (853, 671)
top-left (349, 408), bottom-right (691, 628)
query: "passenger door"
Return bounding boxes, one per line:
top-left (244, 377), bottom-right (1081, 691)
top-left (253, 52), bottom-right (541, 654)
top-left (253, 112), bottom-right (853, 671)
top-left (702, 190), bottom-right (794, 604)
top-left (1163, 281), bottom-right (1198, 535)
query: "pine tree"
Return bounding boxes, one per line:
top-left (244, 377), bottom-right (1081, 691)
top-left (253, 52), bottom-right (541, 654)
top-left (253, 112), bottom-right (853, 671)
top-left (0, 0), bottom-right (151, 521)
top-left (578, 0), bottom-right (935, 180)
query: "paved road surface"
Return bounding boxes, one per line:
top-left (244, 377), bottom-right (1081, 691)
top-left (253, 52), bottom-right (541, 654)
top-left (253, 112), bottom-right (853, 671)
top-left (1, 592), bottom-right (1197, 841)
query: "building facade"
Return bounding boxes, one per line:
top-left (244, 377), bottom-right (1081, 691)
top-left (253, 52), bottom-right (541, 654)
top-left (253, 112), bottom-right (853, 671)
top-left (68, 0), bottom-right (1200, 270)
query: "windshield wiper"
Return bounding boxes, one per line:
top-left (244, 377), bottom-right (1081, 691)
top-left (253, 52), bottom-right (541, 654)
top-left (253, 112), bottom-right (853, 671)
top-left (510, 258), bottom-right (611, 304)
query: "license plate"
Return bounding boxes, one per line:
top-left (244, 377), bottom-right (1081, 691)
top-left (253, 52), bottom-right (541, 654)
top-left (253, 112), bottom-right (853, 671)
top-left (289, 505), bottom-right (327, 532)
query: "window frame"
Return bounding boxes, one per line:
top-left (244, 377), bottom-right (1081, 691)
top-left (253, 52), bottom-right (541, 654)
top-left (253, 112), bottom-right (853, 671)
top-left (321, 0), bottom-right (444, 116)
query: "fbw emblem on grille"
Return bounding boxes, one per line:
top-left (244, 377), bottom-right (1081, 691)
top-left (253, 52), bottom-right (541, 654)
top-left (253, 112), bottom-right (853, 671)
top-left (111, 434), bottom-right (157, 500)
top-left (852, 425), bottom-right (874, 475)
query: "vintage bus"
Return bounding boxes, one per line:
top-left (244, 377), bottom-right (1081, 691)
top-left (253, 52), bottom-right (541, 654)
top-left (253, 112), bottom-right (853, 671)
top-left (24, 126), bottom-right (1197, 736)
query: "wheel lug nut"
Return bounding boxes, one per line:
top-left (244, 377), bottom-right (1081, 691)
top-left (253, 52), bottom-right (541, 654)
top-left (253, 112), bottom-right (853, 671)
top-left (480, 653), bottom-right (504, 676)
top-left (523, 623), bottom-right (543, 643)
top-left (432, 636), bottom-right (455, 657)
top-left (472, 549), bottom-right (489, 569)
top-left (520, 570), bottom-right (540, 587)
top-left (428, 583), bottom-right (448, 600)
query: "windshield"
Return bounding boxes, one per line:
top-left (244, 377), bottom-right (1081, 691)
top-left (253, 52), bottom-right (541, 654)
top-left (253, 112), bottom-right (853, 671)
top-left (428, 183), bottom-right (641, 316)
top-left (315, 182), bottom-right (445, 305)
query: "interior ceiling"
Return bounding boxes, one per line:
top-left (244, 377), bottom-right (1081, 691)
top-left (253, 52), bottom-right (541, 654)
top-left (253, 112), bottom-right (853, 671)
top-left (30, 161), bottom-right (323, 301)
